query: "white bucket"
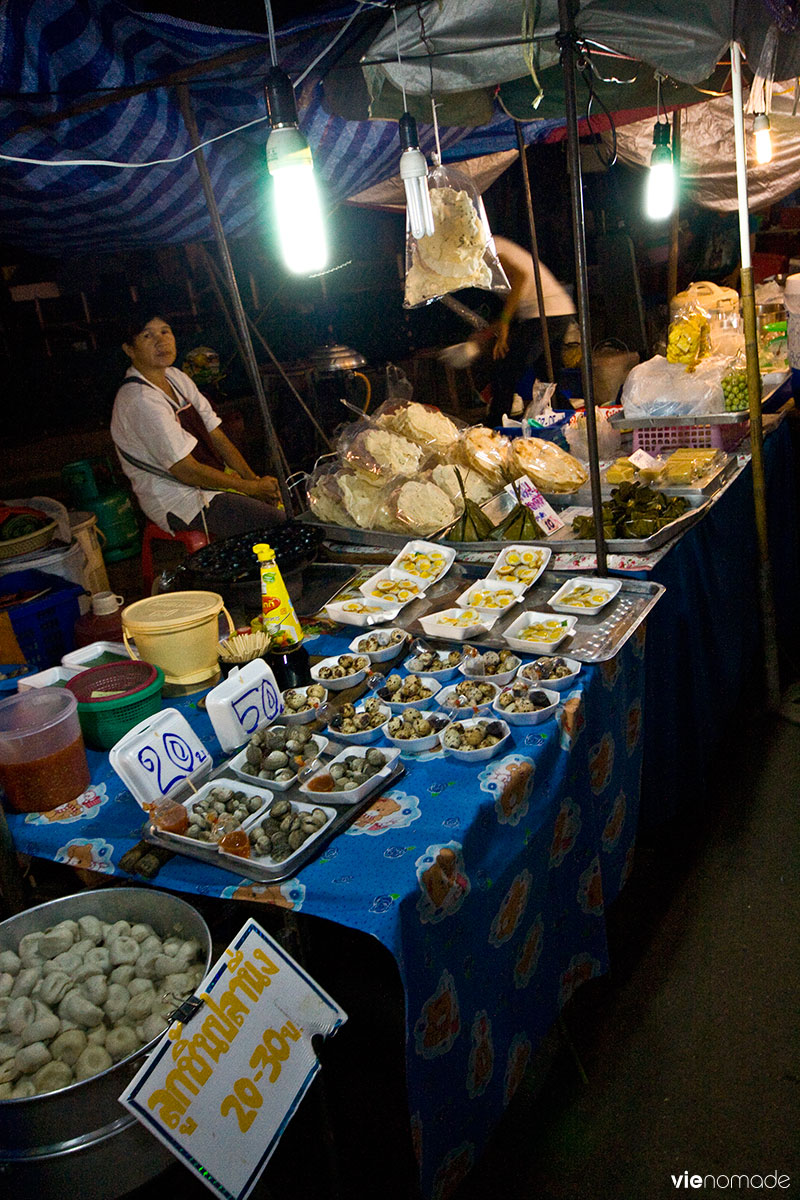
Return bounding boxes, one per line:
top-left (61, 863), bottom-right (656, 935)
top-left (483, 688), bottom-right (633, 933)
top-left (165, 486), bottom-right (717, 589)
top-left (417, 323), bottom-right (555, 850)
top-left (69, 510), bottom-right (111, 595)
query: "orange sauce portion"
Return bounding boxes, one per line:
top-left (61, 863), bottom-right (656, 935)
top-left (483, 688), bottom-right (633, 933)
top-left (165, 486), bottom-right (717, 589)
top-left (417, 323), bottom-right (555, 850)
top-left (306, 774), bottom-right (335, 792)
top-left (152, 802), bottom-right (188, 836)
top-left (219, 830), bottom-right (251, 858)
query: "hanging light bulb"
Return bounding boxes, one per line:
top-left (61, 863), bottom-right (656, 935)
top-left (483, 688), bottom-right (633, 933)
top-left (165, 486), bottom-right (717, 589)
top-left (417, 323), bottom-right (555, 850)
top-left (399, 112), bottom-right (435, 239)
top-left (645, 120), bottom-right (675, 221)
top-left (264, 67), bottom-right (327, 275)
top-left (753, 113), bottom-right (773, 165)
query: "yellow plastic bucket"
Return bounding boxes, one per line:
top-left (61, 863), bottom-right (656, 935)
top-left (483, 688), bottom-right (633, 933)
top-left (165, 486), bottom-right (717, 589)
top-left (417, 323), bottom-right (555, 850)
top-left (121, 591), bottom-right (233, 686)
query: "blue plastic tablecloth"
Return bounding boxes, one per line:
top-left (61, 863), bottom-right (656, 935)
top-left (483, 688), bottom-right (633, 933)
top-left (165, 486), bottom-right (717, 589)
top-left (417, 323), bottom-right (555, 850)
top-left (5, 634), bottom-right (646, 1199)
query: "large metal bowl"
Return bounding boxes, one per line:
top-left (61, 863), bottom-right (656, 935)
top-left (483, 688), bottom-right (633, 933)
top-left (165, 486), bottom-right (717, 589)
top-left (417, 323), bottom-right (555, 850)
top-left (0, 887), bottom-right (212, 1199)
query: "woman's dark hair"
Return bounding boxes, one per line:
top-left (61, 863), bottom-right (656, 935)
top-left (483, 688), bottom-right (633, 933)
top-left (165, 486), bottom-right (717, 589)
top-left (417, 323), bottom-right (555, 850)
top-left (120, 311), bottom-right (171, 346)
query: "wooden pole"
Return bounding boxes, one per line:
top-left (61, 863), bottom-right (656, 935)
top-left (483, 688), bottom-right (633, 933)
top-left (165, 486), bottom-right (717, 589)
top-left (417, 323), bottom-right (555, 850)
top-left (557, 0), bottom-right (607, 575)
top-left (730, 43), bottom-right (780, 710)
top-left (515, 121), bottom-right (554, 382)
top-left (176, 83), bottom-right (292, 512)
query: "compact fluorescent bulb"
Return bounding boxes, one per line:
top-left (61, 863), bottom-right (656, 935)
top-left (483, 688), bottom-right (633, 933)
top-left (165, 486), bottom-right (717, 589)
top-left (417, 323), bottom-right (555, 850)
top-left (265, 68), bottom-right (328, 275)
top-left (645, 122), bottom-right (675, 221)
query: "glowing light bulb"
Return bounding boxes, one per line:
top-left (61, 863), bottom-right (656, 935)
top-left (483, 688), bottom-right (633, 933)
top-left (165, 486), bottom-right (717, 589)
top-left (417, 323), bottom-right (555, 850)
top-left (645, 122), bottom-right (675, 221)
top-left (753, 113), bottom-right (773, 165)
top-left (265, 68), bottom-right (328, 275)
top-left (399, 113), bottom-right (434, 239)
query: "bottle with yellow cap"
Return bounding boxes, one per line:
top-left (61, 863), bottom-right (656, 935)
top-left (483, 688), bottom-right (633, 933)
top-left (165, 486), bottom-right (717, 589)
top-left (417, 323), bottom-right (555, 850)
top-left (252, 544), bottom-right (304, 648)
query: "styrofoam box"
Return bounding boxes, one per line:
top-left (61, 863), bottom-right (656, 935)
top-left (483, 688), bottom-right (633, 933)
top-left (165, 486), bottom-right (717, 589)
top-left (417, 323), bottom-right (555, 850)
top-left (218, 798), bottom-right (338, 871)
top-left (516, 657), bottom-right (581, 693)
top-left (377, 675), bottom-right (442, 713)
top-left (18, 664), bottom-right (81, 691)
top-left (439, 716), bottom-right (511, 762)
top-left (310, 654), bottom-right (370, 692)
top-left (348, 628), bottom-right (410, 663)
top-left (455, 578), bottom-right (527, 615)
top-left (492, 685), bottom-right (560, 726)
top-left (487, 545), bottom-right (551, 588)
top-left (61, 641), bottom-right (129, 670)
top-left (227, 731), bottom-right (329, 790)
top-left (388, 540), bottom-right (456, 586)
top-left (503, 612), bottom-right (577, 655)
top-left (298, 745), bottom-right (401, 805)
top-left (548, 576), bottom-right (622, 616)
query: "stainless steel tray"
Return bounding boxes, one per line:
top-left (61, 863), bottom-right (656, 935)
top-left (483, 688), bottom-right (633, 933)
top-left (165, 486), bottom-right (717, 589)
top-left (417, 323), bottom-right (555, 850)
top-left (300, 492), bottom-right (708, 555)
top-left (568, 453), bottom-right (739, 502)
top-left (326, 565), bottom-right (664, 663)
top-left (141, 758), bottom-right (406, 884)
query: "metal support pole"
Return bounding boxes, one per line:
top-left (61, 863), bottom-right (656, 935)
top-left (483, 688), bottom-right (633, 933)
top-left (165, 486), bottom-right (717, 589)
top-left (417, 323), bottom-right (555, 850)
top-left (731, 43), bottom-right (780, 711)
top-left (198, 245), bottom-right (334, 452)
top-left (176, 83), bottom-right (293, 512)
top-left (557, 0), bottom-right (607, 575)
top-left (515, 120), bottom-right (554, 383)
top-left (666, 109), bottom-right (681, 305)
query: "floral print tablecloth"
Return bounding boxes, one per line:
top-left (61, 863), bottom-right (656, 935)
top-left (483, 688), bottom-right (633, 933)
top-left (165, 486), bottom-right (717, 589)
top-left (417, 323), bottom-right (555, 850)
top-left (5, 627), bottom-right (646, 1198)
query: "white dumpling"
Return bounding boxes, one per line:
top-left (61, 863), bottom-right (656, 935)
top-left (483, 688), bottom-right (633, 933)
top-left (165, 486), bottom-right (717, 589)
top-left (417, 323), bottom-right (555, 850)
top-left (125, 992), bottom-right (154, 1022)
top-left (58, 990), bottom-right (104, 1029)
top-left (80, 975), bottom-right (108, 1007)
top-left (86, 1026), bottom-right (107, 1046)
top-left (129, 924), bottom-right (155, 944)
top-left (38, 928), bottom-right (75, 960)
top-left (17, 932), bottom-right (43, 967)
top-left (109, 937), bottom-right (140, 967)
top-left (50, 1028), bottom-right (87, 1067)
top-left (0, 997), bottom-right (9, 1032)
top-left (0, 1082), bottom-right (12, 1099)
top-left (11, 1077), bottom-right (36, 1099)
top-left (103, 921), bottom-right (131, 943)
top-left (74, 1044), bottom-right (112, 1082)
top-left (43, 950), bottom-right (82, 978)
top-left (6, 996), bottom-right (35, 1036)
top-left (0, 974), bottom-right (12, 999)
top-left (83, 947), bottom-right (111, 976)
top-left (109, 964), bottom-right (136, 987)
top-left (35, 970), bottom-right (72, 1009)
top-left (136, 1014), bottom-right (167, 1044)
top-left (103, 983), bottom-right (130, 1025)
top-left (0, 1033), bottom-right (22, 1063)
top-left (138, 935), bottom-right (163, 957)
top-left (32, 1060), bottom-right (73, 1094)
top-left (77, 915), bottom-right (103, 945)
top-left (0, 951), bottom-right (21, 976)
top-left (15, 1041), bottom-right (51, 1076)
top-left (10, 967), bottom-right (41, 998)
top-left (106, 1026), bottom-right (140, 1063)
top-left (21, 1002), bottom-right (60, 1047)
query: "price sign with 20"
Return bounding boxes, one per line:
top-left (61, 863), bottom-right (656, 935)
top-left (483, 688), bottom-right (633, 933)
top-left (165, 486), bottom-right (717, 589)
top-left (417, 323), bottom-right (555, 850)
top-left (120, 919), bottom-right (347, 1200)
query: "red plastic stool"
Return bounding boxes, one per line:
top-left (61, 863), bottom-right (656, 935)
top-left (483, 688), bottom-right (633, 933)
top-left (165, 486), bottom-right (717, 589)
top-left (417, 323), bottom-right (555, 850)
top-left (140, 521), bottom-right (209, 594)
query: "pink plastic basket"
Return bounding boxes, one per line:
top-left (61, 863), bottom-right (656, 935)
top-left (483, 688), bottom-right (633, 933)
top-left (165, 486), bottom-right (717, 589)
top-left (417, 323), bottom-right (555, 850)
top-left (632, 421), bottom-right (749, 455)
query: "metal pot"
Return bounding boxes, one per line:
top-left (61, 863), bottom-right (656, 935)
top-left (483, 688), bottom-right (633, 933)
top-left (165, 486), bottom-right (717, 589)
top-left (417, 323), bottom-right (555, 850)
top-left (0, 887), bottom-right (212, 1199)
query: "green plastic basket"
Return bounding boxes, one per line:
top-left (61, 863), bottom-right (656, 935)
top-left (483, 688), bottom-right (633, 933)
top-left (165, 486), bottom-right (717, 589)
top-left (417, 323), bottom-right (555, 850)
top-left (66, 661), bottom-right (164, 750)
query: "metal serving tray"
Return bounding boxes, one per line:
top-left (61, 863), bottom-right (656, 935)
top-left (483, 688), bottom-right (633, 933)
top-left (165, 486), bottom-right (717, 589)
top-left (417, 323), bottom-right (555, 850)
top-left (300, 492), bottom-right (708, 556)
top-left (326, 564), bottom-right (664, 663)
top-left (141, 758), bottom-right (406, 884)
top-left (568, 453), bottom-right (739, 502)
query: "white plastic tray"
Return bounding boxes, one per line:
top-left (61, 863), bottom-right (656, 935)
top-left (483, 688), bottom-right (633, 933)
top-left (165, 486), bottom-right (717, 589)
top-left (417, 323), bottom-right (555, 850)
top-left (548, 576), bottom-right (622, 616)
top-left (502, 612), bottom-right (577, 654)
top-left (388, 540), bottom-right (456, 585)
top-left (487, 545), bottom-right (551, 588)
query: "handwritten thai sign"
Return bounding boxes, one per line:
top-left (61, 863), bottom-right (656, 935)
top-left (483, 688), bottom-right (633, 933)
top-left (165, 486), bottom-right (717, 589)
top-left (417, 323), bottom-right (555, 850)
top-left (119, 919), bottom-right (347, 1200)
top-left (506, 477), bottom-right (565, 535)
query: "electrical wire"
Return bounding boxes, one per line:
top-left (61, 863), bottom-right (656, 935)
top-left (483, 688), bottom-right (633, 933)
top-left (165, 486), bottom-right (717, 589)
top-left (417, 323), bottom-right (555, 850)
top-left (0, 112), bottom-right (271, 168)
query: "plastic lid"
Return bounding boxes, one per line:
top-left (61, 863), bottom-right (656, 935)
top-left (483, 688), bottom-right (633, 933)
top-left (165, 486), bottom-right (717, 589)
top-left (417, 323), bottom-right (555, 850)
top-left (784, 273), bottom-right (800, 295)
top-left (0, 687), bottom-right (77, 740)
top-left (121, 591), bottom-right (223, 631)
top-left (108, 707), bottom-right (212, 809)
top-left (252, 544), bottom-right (274, 562)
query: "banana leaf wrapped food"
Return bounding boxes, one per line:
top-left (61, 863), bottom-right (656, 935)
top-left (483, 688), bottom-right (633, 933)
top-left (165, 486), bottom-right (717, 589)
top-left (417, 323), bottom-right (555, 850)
top-left (489, 478), bottom-right (543, 541)
top-left (571, 482), bottom-right (688, 540)
top-left (444, 468), bottom-right (494, 541)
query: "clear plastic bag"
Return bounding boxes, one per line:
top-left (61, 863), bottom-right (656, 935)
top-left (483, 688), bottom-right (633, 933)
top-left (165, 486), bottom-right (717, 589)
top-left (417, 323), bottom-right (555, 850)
top-left (306, 460), bottom-right (387, 530)
top-left (622, 355), bottom-right (729, 419)
top-left (403, 163), bottom-right (509, 308)
top-left (665, 302), bottom-right (712, 372)
top-left (372, 392), bottom-right (464, 457)
top-left (564, 410), bottom-right (623, 462)
top-left (458, 425), bottom-right (512, 488)
top-left (338, 418), bottom-right (433, 485)
top-left (373, 475), bottom-right (460, 537)
top-left (509, 437), bottom-right (588, 494)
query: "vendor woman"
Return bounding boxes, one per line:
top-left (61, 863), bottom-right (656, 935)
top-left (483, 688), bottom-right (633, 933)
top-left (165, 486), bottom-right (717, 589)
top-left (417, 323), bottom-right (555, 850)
top-left (111, 312), bottom-right (285, 539)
